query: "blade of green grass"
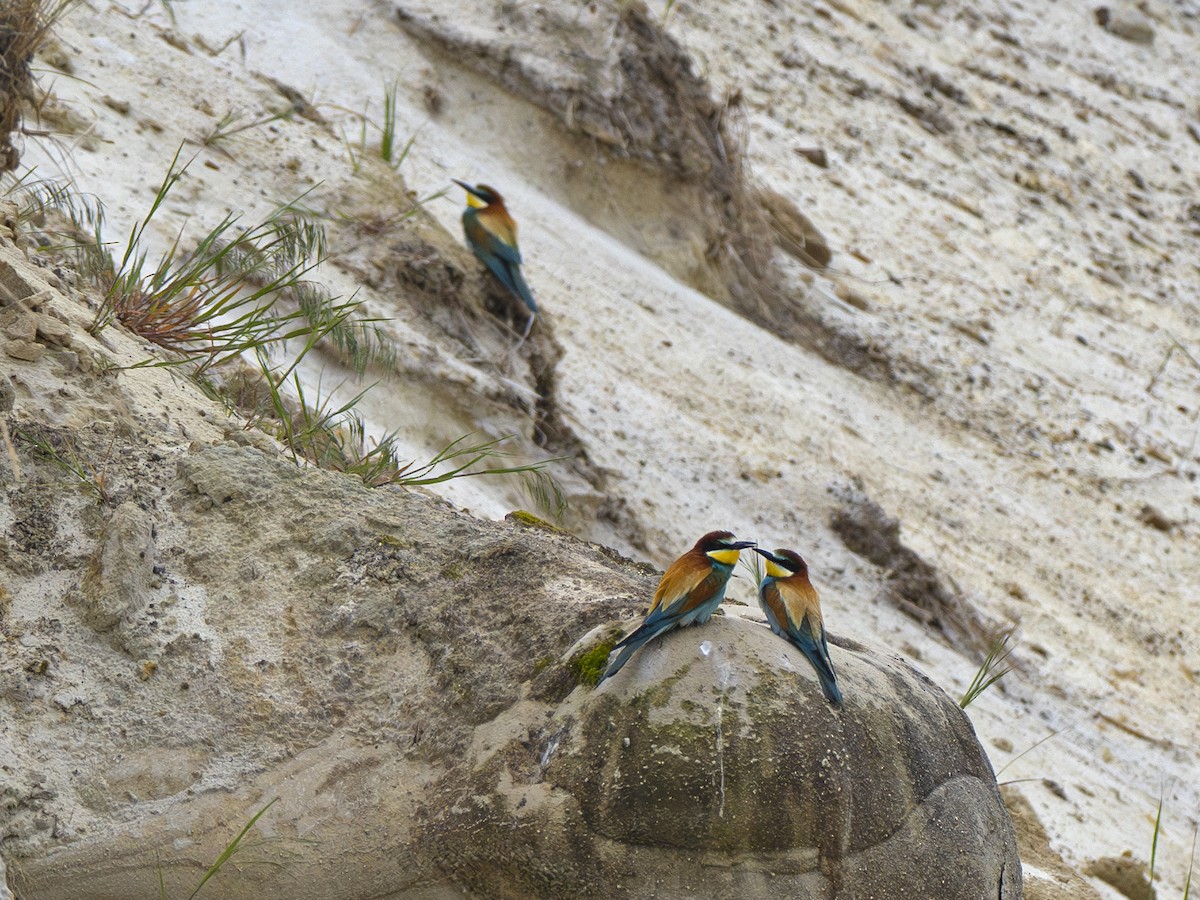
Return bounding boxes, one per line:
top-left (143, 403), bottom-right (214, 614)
top-left (1149, 789), bottom-right (1163, 886)
top-left (380, 80), bottom-right (399, 165)
top-left (996, 727), bottom-right (1063, 778)
top-left (1184, 820), bottom-right (1198, 900)
top-left (91, 143), bottom-right (192, 333)
top-left (186, 797), bottom-right (278, 900)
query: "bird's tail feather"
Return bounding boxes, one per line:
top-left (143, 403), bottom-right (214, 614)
top-left (794, 636), bottom-right (843, 707)
top-left (597, 620), bottom-right (672, 685)
top-left (816, 663), bottom-right (843, 707)
top-left (508, 265), bottom-right (538, 314)
top-left (595, 642), bottom-right (639, 686)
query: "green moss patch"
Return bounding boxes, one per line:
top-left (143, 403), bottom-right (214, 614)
top-left (506, 510), bottom-right (559, 531)
top-left (572, 642), bottom-right (615, 686)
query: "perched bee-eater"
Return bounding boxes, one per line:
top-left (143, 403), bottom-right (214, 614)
top-left (754, 548), bottom-right (842, 706)
top-left (452, 179), bottom-right (538, 337)
top-left (597, 531), bottom-right (757, 686)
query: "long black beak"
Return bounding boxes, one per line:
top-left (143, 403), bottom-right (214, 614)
top-left (452, 178), bottom-right (486, 200)
top-left (752, 547), bottom-right (782, 562)
top-left (730, 540), bottom-right (758, 550)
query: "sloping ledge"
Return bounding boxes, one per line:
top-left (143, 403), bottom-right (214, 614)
top-left (394, 0), bottom-right (796, 326)
top-left (7, 446), bottom-right (1020, 898)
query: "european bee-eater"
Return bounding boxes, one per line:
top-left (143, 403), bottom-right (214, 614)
top-left (452, 179), bottom-right (538, 337)
top-left (597, 531), bottom-right (757, 686)
top-left (754, 548), bottom-right (842, 706)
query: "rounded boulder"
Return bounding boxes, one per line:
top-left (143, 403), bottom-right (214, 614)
top-left (422, 614), bottom-right (1022, 899)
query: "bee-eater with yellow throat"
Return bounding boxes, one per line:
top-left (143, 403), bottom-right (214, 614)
top-left (754, 548), bottom-right (843, 706)
top-left (597, 531), bottom-right (756, 685)
top-left (453, 180), bottom-right (538, 337)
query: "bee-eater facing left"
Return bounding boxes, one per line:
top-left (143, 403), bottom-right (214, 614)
top-left (596, 531), bottom-right (757, 686)
top-left (754, 548), bottom-right (843, 706)
top-left (452, 180), bottom-right (538, 338)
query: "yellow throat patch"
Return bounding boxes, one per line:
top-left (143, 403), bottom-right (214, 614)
top-left (707, 548), bottom-right (742, 566)
top-left (764, 558), bottom-right (792, 579)
top-left (465, 193), bottom-right (486, 209)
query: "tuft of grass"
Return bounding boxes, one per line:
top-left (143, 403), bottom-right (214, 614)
top-left (2, 167), bottom-right (103, 236)
top-left (521, 469), bottom-right (568, 520)
top-left (251, 345), bottom-right (567, 507)
top-left (0, 0), bottom-right (76, 174)
top-left (197, 106), bottom-right (297, 151)
top-left (83, 144), bottom-right (386, 377)
top-left (959, 627), bottom-right (1016, 708)
top-left (342, 81), bottom-right (419, 174)
top-left (379, 80), bottom-right (403, 167)
top-left (293, 282), bottom-right (396, 376)
top-left (15, 426), bottom-right (112, 504)
top-left (341, 108), bottom-right (369, 175)
top-left (1142, 789), bottom-right (1200, 899)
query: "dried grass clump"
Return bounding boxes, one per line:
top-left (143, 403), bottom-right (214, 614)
top-left (0, 0), bottom-right (69, 174)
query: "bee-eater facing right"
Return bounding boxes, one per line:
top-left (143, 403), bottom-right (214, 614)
top-left (452, 179), bottom-right (538, 338)
top-left (754, 548), bottom-right (843, 706)
top-left (596, 531), bottom-right (757, 686)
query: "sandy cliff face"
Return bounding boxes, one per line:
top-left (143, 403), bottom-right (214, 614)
top-left (3, 0), bottom-right (1199, 896)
